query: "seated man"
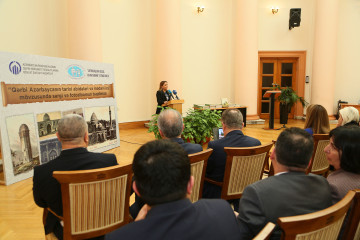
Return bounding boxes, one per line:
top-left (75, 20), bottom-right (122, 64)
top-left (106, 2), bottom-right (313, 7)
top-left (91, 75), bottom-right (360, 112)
top-left (33, 114), bottom-right (118, 240)
top-left (203, 109), bottom-right (261, 209)
top-left (130, 109), bottom-right (203, 218)
top-left (106, 140), bottom-right (241, 240)
top-left (237, 127), bottom-right (332, 239)
top-left (158, 108), bottom-right (203, 154)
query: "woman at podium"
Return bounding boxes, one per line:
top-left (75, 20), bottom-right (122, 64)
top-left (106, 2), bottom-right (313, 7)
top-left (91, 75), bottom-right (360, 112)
top-left (156, 81), bottom-right (171, 114)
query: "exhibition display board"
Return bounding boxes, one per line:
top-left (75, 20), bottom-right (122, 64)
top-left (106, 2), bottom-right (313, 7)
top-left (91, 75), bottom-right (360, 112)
top-left (0, 52), bottom-right (120, 185)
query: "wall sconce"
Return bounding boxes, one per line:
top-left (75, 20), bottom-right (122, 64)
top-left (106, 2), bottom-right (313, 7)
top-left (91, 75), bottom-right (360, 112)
top-left (197, 6), bottom-right (205, 13)
top-left (272, 6), bottom-right (279, 14)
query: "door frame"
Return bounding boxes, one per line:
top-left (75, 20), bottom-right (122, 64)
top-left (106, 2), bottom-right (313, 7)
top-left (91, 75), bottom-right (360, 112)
top-left (258, 51), bottom-right (306, 118)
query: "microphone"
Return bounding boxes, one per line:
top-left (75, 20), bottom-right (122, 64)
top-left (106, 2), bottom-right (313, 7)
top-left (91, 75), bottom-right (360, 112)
top-left (173, 90), bottom-right (180, 100)
top-left (167, 90), bottom-right (175, 100)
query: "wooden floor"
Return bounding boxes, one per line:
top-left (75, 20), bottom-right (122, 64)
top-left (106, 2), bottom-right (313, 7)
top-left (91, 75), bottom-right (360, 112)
top-left (0, 119), bottom-right (337, 239)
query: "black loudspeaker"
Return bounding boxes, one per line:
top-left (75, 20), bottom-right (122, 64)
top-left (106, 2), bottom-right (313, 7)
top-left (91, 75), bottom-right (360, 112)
top-left (289, 8), bottom-right (301, 30)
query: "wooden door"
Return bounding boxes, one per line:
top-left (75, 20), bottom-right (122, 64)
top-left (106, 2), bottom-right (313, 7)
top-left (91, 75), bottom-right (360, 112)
top-left (258, 58), bottom-right (297, 119)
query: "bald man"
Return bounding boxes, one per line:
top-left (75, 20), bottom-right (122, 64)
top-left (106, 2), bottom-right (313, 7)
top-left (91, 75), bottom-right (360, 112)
top-left (157, 109), bottom-right (202, 154)
top-left (33, 114), bottom-right (118, 239)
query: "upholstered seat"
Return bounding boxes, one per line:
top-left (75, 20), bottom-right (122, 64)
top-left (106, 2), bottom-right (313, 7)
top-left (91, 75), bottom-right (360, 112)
top-left (189, 148), bottom-right (213, 202)
top-left (306, 134), bottom-right (330, 176)
top-left (278, 191), bottom-right (355, 240)
top-left (52, 164), bottom-right (133, 240)
top-left (205, 143), bottom-right (273, 200)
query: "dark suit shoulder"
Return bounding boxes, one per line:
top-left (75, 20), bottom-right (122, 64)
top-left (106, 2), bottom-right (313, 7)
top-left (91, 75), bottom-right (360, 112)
top-left (183, 143), bottom-right (203, 155)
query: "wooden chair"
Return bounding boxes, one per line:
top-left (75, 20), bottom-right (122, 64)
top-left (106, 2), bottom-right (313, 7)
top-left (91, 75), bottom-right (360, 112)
top-left (341, 189), bottom-right (360, 240)
top-left (52, 164), bottom-right (133, 240)
top-left (278, 191), bottom-right (355, 240)
top-left (188, 149), bottom-right (213, 202)
top-left (253, 222), bottom-right (276, 240)
top-left (205, 143), bottom-right (273, 200)
top-left (263, 140), bottom-right (276, 177)
top-left (306, 134), bottom-right (330, 176)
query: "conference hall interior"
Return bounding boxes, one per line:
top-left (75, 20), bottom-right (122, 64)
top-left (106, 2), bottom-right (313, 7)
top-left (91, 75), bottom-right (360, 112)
top-left (0, 0), bottom-right (359, 239)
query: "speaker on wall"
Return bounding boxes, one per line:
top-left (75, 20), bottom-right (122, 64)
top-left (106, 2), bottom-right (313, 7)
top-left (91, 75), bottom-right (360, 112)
top-left (289, 8), bottom-right (301, 30)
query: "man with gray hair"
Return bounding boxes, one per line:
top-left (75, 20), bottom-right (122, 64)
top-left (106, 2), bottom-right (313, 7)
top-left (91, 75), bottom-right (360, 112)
top-left (129, 109), bottom-right (202, 219)
top-left (203, 109), bottom-right (261, 210)
top-left (33, 114), bottom-right (118, 239)
top-left (158, 109), bottom-right (202, 154)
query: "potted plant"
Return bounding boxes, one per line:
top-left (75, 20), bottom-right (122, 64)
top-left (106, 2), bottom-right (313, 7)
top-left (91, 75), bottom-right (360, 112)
top-left (148, 111), bottom-right (162, 139)
top-left (182, 108), bottom-right (222, 145)
top-left (272, 85), bottom-right (307, 125)
top-left (148, 107), bottom-right (222, 145)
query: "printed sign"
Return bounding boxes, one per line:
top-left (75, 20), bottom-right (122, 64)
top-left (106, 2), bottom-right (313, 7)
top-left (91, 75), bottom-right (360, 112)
top-left (0, 51), bottom-right (119, 185)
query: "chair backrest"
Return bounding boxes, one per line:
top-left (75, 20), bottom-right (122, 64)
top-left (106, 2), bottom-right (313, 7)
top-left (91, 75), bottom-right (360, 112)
top-left (253, 222), bottom-right (276, 240)
top-left (53, 164), bottom-right (132, 240)
top-left (341, 189), bottom-right (360, 240)
top-left (306, 134), bottom-right (330, 176)
top-left (188, 148), bottom-right (213, 202)
top-left (278, 191), bottom-right (355, 240)
top-left (221, 143), bottom-right (273, 200)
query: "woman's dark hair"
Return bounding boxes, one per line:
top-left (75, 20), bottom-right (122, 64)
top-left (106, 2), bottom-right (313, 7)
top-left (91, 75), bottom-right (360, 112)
top-left (158, 81), bottom-right (167, 91)
top-left (304, 104), bottom-right (330, 134)
top-left (329, 126), bottom-right (360, 173)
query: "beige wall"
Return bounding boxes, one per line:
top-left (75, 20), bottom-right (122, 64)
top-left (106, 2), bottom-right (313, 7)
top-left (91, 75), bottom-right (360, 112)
top-left (0, 0), bottom-right (359, 121)
top-left (181, 0), bottom-right (234, 113)
top-left (258, 0), bottom-right (316, 106)
top-left (334, 0), bottom-right (360, 108)
top-left (100, 0), bottom-right (154, 122)
top-left (0, 0), bottom-right (68, 57)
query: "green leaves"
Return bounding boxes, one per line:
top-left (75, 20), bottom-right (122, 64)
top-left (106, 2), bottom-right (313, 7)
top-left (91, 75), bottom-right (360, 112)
top-left (148, 107), bottom-right (222, 144)
top-left (182, 108), bottom-right (221, 144)
top-left (272, 85), bottom-right (308, 109)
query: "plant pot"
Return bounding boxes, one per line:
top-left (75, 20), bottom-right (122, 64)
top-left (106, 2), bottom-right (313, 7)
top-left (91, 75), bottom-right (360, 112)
top-left (184, 137), bottom-right (211, 146)
top-left (280, 103), bottom-right (289, 124)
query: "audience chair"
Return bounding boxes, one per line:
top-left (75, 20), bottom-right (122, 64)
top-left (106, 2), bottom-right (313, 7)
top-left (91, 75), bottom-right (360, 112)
top-left (189, 148), bottom-right (213, 202)
top-left (278, 191), bottom-right (355, 240)
top-left (253, 222), bottom-right (276, 240)
top-left (263, 140), bottom-right (276, 177)
top-left (341, 189), bottom-right (360, 240)
top-left (306, 134), bottom-right (330, 177)
top-left (52, 164), bottom-right (133, 240)
top-left (205, 143), bottom-right (273, 201)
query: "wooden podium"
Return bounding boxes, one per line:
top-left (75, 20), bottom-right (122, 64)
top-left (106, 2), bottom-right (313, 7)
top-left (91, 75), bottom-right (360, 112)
top-left (167, 99), bottom-right (184, 114)
top-left (263, 91), bottom-right (281, 129)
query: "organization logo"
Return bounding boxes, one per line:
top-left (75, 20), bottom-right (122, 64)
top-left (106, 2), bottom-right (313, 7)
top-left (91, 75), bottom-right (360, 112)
top-left (9, 61), bottom-right (22, 75)
top-left (67, 65), bottom-right (84, 78)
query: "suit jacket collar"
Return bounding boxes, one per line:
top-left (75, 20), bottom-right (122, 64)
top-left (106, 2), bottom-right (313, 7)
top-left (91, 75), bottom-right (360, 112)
top-left (275, 171), bottom-right (307, 177)
top-left (60, 147), bottom-right (88, 156)
top-left (225, 129), bottom-right (244, 137)
top-left (170, 138), bottom-right (185, 144)
top-left (146, 199), bottom-right (192, 218)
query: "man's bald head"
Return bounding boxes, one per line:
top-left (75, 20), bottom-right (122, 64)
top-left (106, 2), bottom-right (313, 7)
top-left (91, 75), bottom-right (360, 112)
top-left (157, 109), bottom-right (183, 139)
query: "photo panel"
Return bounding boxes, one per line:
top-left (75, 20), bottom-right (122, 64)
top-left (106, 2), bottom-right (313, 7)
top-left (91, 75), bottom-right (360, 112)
top-left (62, 108), bottom-right (84, 117)
top-left (84, 106), bottom-right (117, 151)
top-left (39, 138), bottom-right (62, 164)
top-left (36, 111), bottom-right (61, 140)
top-left (5, 113), bottom-right (40, 176)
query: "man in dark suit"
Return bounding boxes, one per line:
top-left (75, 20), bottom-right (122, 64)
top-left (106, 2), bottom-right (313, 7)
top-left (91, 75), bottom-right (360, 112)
top-left (33, 114), bottom-right (118, 240)
top-left (158, 108), bottom-right (203, 154)
top-left (129, 108), bottom-right (203, 218)
top-left (203, 109), bottom-right (261, 209)
top-left (106, 140), bottom-right (241, 240)
top-left (237, 127), bottom-right (332, 239)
